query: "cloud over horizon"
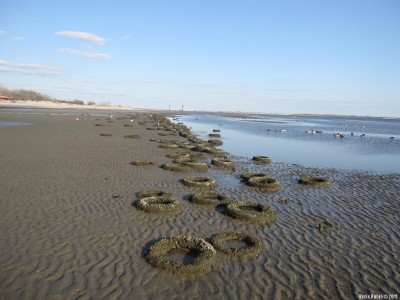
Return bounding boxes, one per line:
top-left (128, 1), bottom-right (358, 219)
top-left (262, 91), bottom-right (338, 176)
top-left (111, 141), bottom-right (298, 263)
top-left (0, 59), bottom-right (62, 75)
top-left (58, 48), bottom-right (111, 59)
top-left (56, 31), bottom-right (106, 45)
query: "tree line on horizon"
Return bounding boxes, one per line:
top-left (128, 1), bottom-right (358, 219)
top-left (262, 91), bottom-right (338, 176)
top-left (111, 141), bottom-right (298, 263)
top-left (0, 85), bottom-right (97, 106)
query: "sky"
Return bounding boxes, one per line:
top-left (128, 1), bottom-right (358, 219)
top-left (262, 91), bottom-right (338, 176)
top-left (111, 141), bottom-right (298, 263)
top-left (0, 0), bottom-right (399, 116)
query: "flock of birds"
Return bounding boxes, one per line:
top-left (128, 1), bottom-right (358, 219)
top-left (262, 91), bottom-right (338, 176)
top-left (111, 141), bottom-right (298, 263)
top-left (270, 127), bottom-right (395, 140)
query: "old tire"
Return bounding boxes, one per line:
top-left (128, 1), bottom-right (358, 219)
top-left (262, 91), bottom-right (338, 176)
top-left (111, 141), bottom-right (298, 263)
top-left (211, 158), bottom-right (235, 170)
top-left (189, 192), bottom-right (232, 206)
top-left (252, 156), bottom-right (272, 164)
top-left (240, 172), bottom-right (268, 182)
top-left (145, 236), bottom-right (217, 274)
top-left (136, 196), bottom-right (182, 213)
top-left (247, 177), bottom-right (280, 192)
top-left (182, 176), bottom-right (218, 188)
top-left (225, 201), bottom-right (277, 223)
top-left (298, 176), bottom-right (331, 188)
top-left (210, 232), bottom-right (263, 257)
top-left (162, 163), bottom-right (192, 172)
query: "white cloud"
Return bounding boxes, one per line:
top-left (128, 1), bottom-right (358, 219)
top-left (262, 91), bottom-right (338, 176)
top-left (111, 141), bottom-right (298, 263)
top-left (0, 59), bottom-right (62, 75)
top-left (56, 31), bottom-right (106, 45)
top-left (0, 30), bottom-right (6, 35)
top-left (58, 48), bottom-right (111, 59)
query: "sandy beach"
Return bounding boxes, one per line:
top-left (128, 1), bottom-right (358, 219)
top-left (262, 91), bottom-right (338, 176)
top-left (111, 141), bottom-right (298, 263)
top-left (0, 110), bottom-right (399, 299)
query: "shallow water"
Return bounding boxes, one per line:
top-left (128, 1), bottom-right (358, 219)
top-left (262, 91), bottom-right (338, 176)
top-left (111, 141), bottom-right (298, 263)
top-left (172, 114), bottom-right (400, 174)
top-left (0, 120), bottom-right (31, 128)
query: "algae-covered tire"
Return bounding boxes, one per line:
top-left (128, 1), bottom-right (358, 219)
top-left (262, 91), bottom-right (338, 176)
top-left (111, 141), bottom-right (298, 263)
top-left (145, 236), bottom-right (217, 274)
top-left (211, 158), bottom-right (235, 170)
top-left (252, 156), bottom-right (272, 164)
top-left (99, 133), bottom-right (112, 137)
top-left (208, 139), bottom-right (223, 146)
top-left (124, 134), bottom-right (141, 139)
top-left (182, 176), bottom-right (218, 188)
top-left (209, 133), bottom-right (221, 138)
top-left (166, 152), bottom-right (191, 160)
top-left (247, 177), bottom-right (280, 192)
top-left (205, 149), bottom-right (228, 157)
top-left (212, 129), bottom-right (221, 132)
top-left (182, 161), bottom-right (209, 172)
top-left (159, 144), bottom-right (179, 149)
top-left (162, 163), bottom-right (192, 172)
top-left (210, 232), bottom-right (264, 257)
top-left (136, 196), bottom-right (182, 213)
top-left (130, 160), bottom-right (154, 166)
top-left (298, 176), bottom-right (331, 188)
top-left (240, 173), bottom-right (268, 182)
top-left (136, 190), bottom-right (172, 200)
top-left (189, 192), bottom-right (232, 206)
top-left (225, 201), bottom-right (277, 223)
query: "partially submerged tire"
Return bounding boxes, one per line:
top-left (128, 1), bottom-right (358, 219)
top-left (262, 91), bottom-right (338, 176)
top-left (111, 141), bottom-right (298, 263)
top-left (225, 201), bottom-right (277, 223)
top-left (205, 149), bottom-right (228, 157)
top-left (209, 133), bottom-right (221, 138)
top-left (247, 177), bottom-right (280, 192)
top-left (145, 236), bottom-right (217, 274)
top-left (299, 176), bottom-right (331, 188)
top-left (210, 232), bottom-right (263, 257)
top-left (136, 190), bottom-right (172, 199)
top-left (162, 163), bottom-right (192, 172)
top-left (189, 192), bottom-right (232, 206)
top-left (182, 176), bottom-right (218, 188)
top-left (159, 144), bottom-right (179, 149)
top-left (136, 196), bottom-right (182, 213)
top-left (208, 139), bottom-right (223, 146)
top-left (252, 156), bottom-right (272, 164)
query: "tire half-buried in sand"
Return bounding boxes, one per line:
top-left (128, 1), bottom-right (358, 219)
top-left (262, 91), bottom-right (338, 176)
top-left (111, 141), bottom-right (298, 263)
top-left (145, 236), bottom-right (217, 274)
top-left (136, 196), bottom-right (182, 213)
top-left (189, 192), bottom-right (232, 206)
top-left (247, 177), bottom-right (280, 192)
top-left (210, 232), bottom-right (264, 257)
top-left (298, 176), bottom-right (331, 188)
top-left (225, 201), bottom-right (277, 223)
top-left (182, 176), bottom-right (218, 188)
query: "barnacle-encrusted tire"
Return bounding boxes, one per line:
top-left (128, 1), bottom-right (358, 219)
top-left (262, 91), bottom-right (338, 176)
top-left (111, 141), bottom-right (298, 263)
top-left (213, 129), bottom-right (221, 132)
top-left (247, 177), bottom-right (280, 192)
top-left (136, 196), bottom-right (182, 213)
top-left (210, 232), bottom-right (263, 257)
top-left (99, 133), bottom-right (112, 137)
top-left (136, 190), bottom-right (172, 199)
top-left (211, 158), bottom-right (235, 170)
top-left (208, 139), bottom-right (223, 146)
top-left (162, 163), bottom-right (192, 172)
top-left (182, 161), bottom-right (209, 172)
top-left (209, 133), bottom-right (221, 138)
top-left (145, 236), bottom-right (217, 274)
top-left (189, 192), bottom-right (232, 206)
top-left (252, 156), bottom-right (272, 164)
top-left (182, 176), bottom-right (218, 188)
top-left (159, 144), bottom-right (179, 149)
top-left (205, 149), bottom-right (228, 157)
top-left (130, 160), bottom-right (154, 166)
top-left (124, 134), bottom-right (141, 139)
top-left (166, 152), bottom-right (190, 160)
top-left (298, 176), bottom-right (331, 188)
top-left (240, 172), bottom-right (268, 182)
top-left (225, 201), bottom-right (277, 223)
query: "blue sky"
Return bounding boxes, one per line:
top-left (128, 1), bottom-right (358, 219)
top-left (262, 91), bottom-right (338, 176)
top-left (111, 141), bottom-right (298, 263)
top-left (1, 0), bottom-right (399, 116)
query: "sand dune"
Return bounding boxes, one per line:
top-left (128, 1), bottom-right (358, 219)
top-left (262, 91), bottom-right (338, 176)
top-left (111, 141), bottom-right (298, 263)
top-left (0, 111), bottom-right (399, 299)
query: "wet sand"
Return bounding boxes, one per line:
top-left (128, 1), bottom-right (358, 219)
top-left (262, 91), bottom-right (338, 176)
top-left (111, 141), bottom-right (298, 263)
top-left (0, 111), bottom-right (399, 299)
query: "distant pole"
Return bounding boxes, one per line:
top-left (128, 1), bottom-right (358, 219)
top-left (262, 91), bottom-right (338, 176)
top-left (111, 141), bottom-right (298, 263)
top-left (181, 105), bottom-right (184, 111)
top-left (169, 104), bottom-right (171, 111)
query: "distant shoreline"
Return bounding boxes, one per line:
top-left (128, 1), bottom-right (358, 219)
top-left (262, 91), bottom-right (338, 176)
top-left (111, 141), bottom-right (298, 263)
top-left (1, 100), bottom-right (399, 120)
